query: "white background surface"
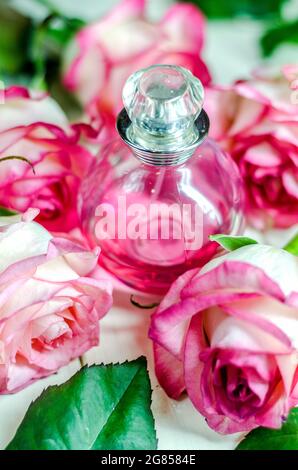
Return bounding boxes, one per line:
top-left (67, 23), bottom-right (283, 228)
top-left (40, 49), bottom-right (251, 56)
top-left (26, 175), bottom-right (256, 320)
top-left (1, 0), bottom-right (297, 450)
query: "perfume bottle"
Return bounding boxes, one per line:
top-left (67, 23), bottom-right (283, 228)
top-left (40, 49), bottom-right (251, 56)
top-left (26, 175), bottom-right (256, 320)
top-left (79, 65), bottom-right (244, 294)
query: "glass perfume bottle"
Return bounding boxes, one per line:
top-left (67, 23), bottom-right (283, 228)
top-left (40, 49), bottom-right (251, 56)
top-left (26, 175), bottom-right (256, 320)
top-left (79, 65), bottom-right (244, 294)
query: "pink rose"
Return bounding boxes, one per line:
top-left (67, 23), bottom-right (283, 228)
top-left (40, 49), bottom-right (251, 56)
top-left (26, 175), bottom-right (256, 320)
top-left (205, 66), bottom-right (298, 230)
top-left (149, 243), bottom-right (298, 434)
top-left (0, 209), bottom-right (112, 393)
top-left (63, 0), bottom-right (211, 125)
top-left (0, 86), bottom-right (96, 232)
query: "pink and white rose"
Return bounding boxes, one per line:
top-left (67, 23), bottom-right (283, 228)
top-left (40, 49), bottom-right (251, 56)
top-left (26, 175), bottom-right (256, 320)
top-left (63, 0), bottom-right (211, 125)
top-left (0, 210), bottom-right (112, 394)
top-left (149, 243), bottom-right (298, 434)
top-left (0, 86), bottom-right (96, 232)
top-left (205, 66), bottom-right (298, 230)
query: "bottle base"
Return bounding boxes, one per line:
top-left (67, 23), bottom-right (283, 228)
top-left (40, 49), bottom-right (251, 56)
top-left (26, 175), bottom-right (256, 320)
top-left (99, 242), bottom-right (219, 295)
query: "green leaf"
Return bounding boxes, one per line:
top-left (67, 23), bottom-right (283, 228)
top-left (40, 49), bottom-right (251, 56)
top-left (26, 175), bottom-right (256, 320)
top-left (210, 234), bottom-right (258, 251)
top-left (0, 5), bottom-right (31, 74)
top-left (28, 13), bottom-right (85, 90)
top-left (183, 0), bottom-right (285, 18)
top-left (237, 408), bottom-right (298, 450)
top-left (6, 357), bottom-right (157, 450)
top-left (283, 234), bottom-right (298, 256)
top-left (0, 206), bottom-right (16, 216)
top-left (261, 19), bottom-right (298, 56)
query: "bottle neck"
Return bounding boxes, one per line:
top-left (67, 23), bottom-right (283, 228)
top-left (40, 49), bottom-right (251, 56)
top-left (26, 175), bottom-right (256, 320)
top-left (117, 108), bottom-right (210, 167)
top-left (129, 146), bottom-right (197, 167)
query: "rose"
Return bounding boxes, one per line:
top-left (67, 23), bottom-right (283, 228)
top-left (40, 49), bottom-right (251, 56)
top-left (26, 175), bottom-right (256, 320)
top-left (149, 243), bottom-right (298, 434)
top-left (0, 209), bottom-right (112, 394)
top-left (63, 0), bottom-right (211, 121)
top-left (63, 0), bottom-right (211, 125)
top-left (205, 66), bottom-right (298, 230)
top-left (0, 86), bottom-right (96, 232)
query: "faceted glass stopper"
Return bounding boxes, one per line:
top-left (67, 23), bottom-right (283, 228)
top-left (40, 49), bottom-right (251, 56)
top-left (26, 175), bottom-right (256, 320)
top-left (122, 65), bottom-right (204, 138)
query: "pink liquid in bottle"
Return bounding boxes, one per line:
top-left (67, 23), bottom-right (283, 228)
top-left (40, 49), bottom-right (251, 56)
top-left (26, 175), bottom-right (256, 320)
top-left (80, 65), bottom-right (244, 294)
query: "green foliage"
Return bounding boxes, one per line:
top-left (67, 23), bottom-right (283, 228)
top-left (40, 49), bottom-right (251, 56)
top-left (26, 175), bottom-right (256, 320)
top-left (29, 14), bottom-right (85, 86)
top-left (0, 5), bottom-right (31, 75)
top-left (237, 408), bottom-right (298, 450)
top-left (210, 234), bottom-right (258, 251)
top-left (261, 19), bottom-right (298, 56)
top-left (283, 234), bottom-right (298, 256)
top-left (183, 0), bottom-right (286, 18)
top-left (0, 1), bottom-right (84, 113)
top-left (7, 358), bottom-right (157, 450)
top-left (0, 207), bottom-right (16, 216)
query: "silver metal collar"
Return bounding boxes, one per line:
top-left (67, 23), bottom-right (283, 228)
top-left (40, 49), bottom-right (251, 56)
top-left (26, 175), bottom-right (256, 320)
top-left (116, 108), bottom-right (210, 166)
